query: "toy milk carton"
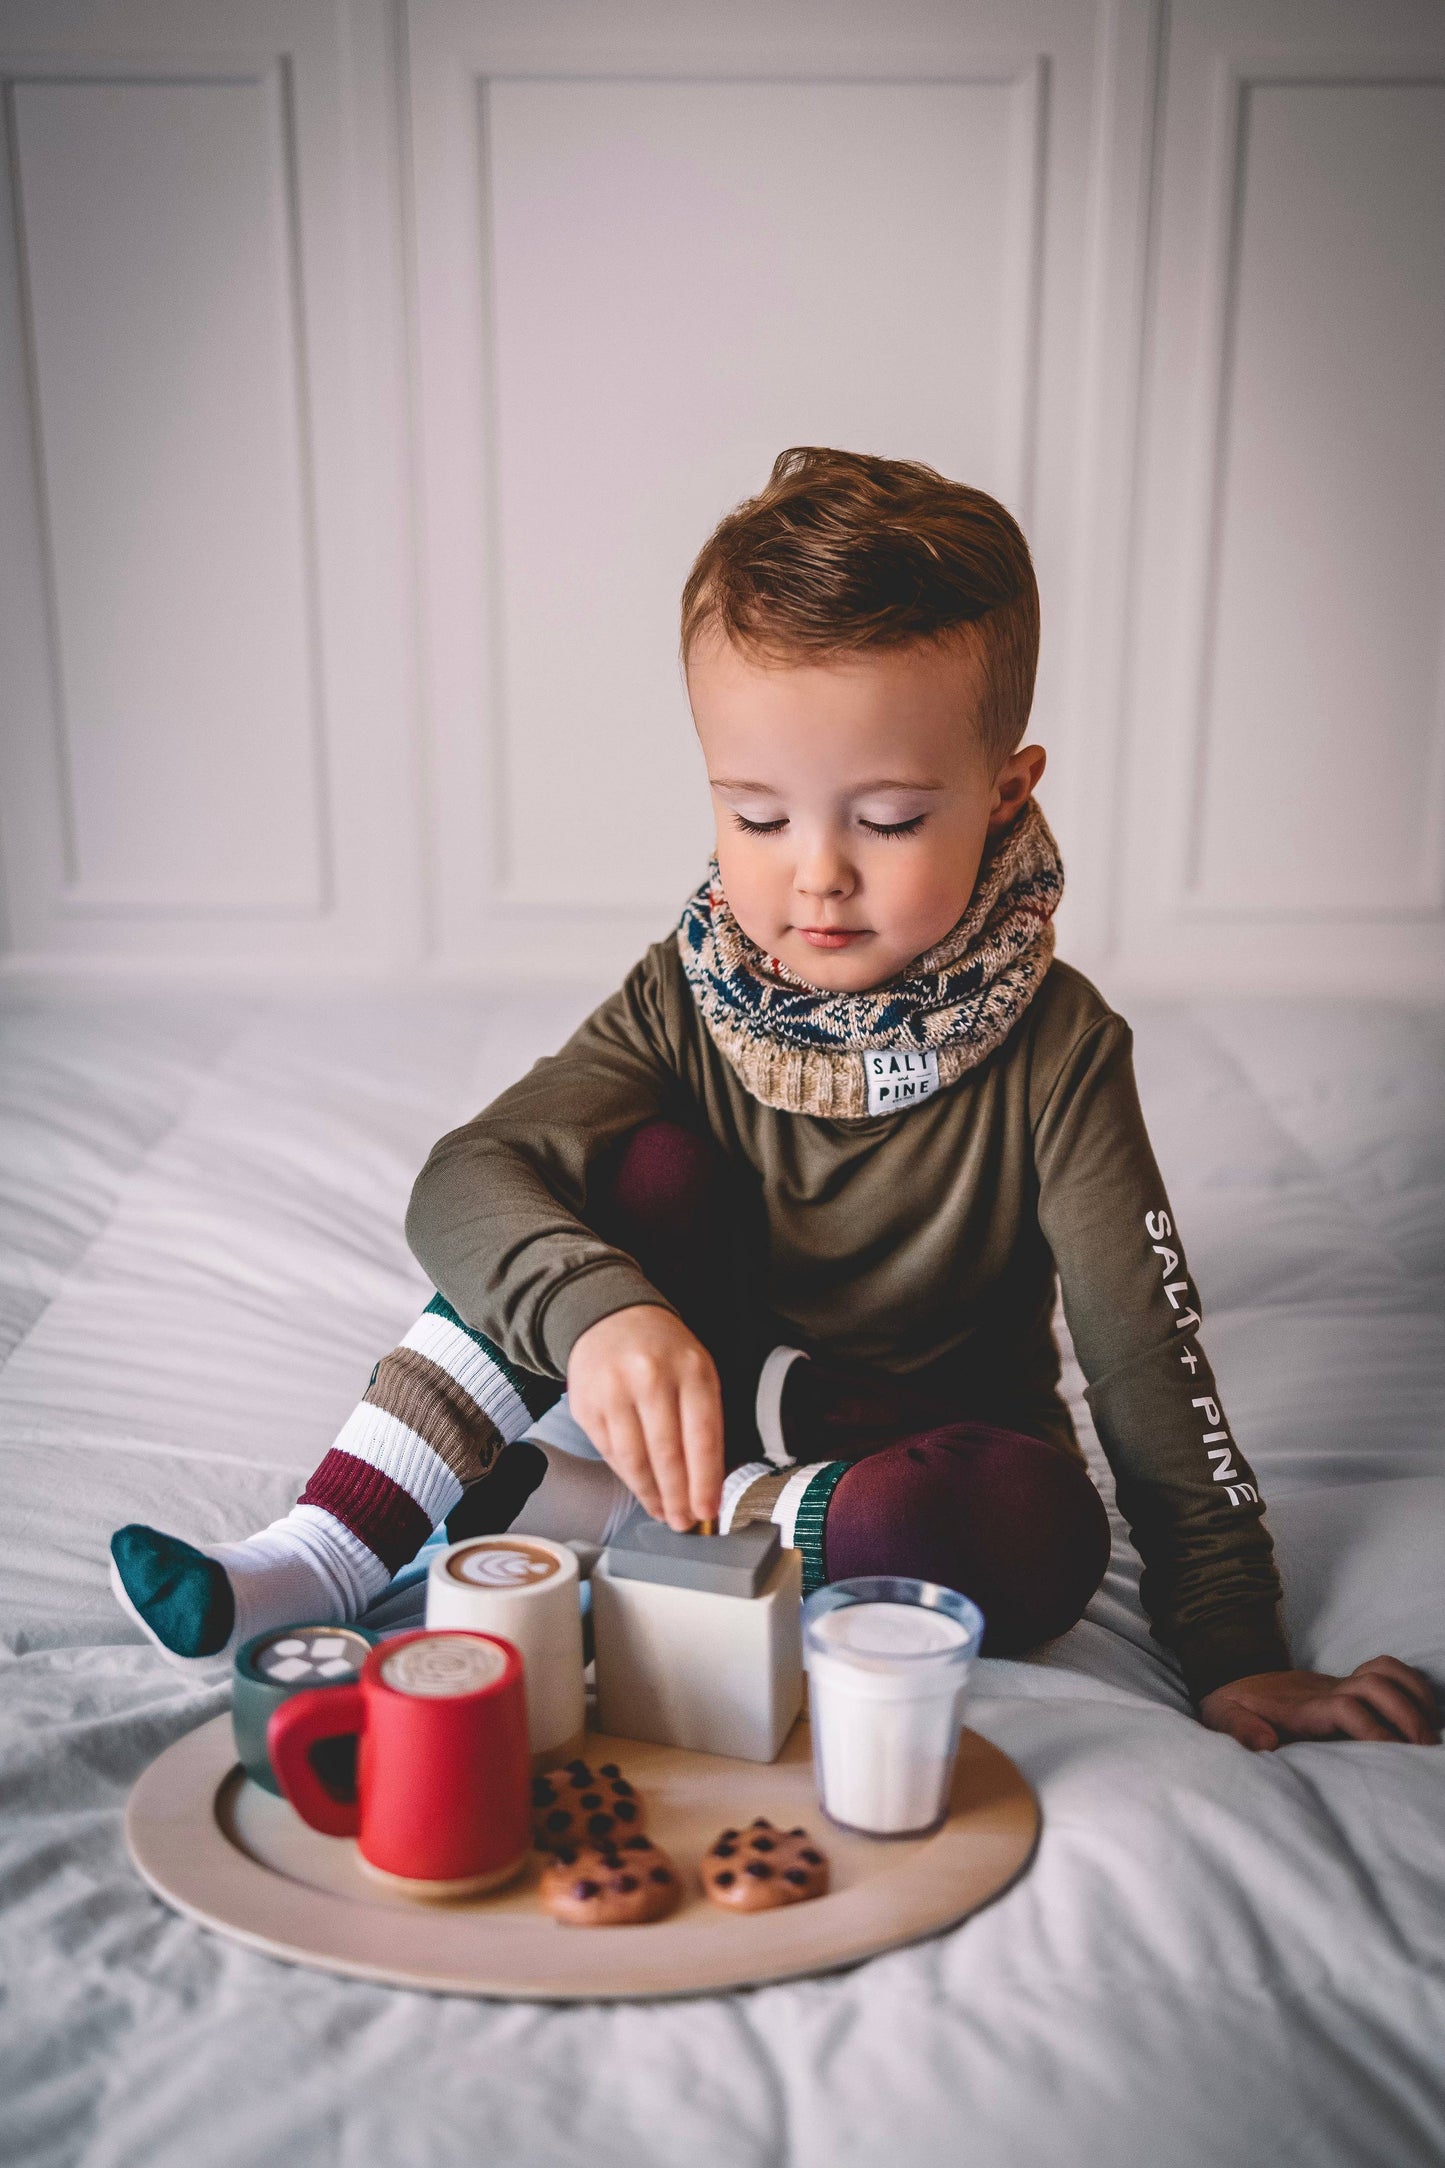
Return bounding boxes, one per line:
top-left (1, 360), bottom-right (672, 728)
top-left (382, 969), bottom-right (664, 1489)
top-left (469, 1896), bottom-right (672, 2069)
top-left (591, 1520), bottom-right (803, 1762)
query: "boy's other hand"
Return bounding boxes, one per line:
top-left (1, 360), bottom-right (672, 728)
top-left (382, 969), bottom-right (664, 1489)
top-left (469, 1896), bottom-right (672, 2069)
top-left (1199, 1656), bottom-right (1440, 1750)
top-left (567, 1305), bottom-right (725, 1532)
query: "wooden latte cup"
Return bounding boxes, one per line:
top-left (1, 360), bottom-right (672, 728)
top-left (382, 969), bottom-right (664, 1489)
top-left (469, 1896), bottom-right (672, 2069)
top-left (426, 1535), bottom-right (586, 1770)
top-left (267, 1629), bottom-right (531, 1899)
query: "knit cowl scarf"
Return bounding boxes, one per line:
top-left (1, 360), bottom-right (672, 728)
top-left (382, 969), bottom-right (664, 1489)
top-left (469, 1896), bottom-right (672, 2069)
top-left (676, 799), bottom-right (1064, 1120)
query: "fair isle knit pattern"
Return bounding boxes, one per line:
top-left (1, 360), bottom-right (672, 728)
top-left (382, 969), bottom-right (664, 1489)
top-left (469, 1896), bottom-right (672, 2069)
top-left (298, 1293), bottom-right (560, 1573)
top-left (676, 800), bottom-right (1064, 1119)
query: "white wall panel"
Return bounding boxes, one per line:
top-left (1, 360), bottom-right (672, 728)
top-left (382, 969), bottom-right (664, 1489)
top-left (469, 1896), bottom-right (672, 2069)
top-left (0, 0), bottom-right (422, 975)
top-left (1190, 80), bottom-right (1445, 917)
top-left (1118, 0), bottom-right (1445, 994)
top-left (486, 73), bottom-right (1043, 909)
top-left (11, 73), bottom-right (326, 912)
top-left (404, 0), bottom-right (1150, 978)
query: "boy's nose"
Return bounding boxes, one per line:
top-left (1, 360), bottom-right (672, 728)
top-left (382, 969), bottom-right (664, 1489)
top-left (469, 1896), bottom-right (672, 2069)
top-left (793, 840), bottom-right (855, 899)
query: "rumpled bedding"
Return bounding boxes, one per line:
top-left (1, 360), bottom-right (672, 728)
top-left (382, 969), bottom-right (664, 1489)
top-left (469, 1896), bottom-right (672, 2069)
top-left (1, 987), bottom-right (1442, 2168)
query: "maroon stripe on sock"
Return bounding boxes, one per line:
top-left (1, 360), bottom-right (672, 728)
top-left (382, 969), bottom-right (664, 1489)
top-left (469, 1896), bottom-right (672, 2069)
top-left (298, 1449), bottom-right (433, 1576)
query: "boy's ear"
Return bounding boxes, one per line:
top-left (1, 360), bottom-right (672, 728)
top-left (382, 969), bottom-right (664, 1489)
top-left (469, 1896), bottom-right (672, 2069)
top-left (987, 744), bottom-right (1046, 831)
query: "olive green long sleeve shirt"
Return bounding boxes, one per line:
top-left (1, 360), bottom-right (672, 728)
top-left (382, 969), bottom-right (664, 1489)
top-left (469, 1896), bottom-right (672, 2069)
top-left (406, 943), bottom-right (1287, 1700)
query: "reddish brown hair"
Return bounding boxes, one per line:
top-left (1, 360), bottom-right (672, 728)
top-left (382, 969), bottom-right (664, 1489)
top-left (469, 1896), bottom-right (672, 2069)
top-left (680, 447), bottom-right (1040, 765)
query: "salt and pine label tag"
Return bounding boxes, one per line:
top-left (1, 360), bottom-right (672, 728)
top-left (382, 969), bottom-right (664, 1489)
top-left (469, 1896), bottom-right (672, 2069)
top-left (864, 1047), bottom-right (940, 1115)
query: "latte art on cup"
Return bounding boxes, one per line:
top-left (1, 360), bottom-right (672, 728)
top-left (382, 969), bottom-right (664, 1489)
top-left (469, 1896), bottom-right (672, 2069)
top-left (447, 1539), bottom-right (560, 1589)
top-left (381, 1634), bottom-right (506, 1700)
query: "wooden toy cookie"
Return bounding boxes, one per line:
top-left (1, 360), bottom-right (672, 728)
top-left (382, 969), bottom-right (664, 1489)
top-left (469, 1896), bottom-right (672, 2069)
top-left (531, 1758), bottom-right (645, 1853)
top-left (538, 1832), bottom-right (680, 1926)
top-left (700, 1817), bottom-right (829, 1911)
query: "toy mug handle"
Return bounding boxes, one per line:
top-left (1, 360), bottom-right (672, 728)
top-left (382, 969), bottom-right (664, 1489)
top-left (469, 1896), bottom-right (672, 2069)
top-left (267, 1684), bottom-right (365, 1837)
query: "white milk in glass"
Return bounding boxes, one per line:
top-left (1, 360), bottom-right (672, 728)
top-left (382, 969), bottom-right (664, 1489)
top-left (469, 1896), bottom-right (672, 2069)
top-left (806, 1598), bottom-right (975, 1835)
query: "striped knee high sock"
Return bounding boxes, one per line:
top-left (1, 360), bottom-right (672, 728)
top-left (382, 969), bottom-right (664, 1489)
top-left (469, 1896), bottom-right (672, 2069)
top-left (109, 1294), bottom-right (561, 1669)
top-left (719, 1457), bottom-right (850, 1596)
top-left (298, 1294), bottom-right (562, 1579)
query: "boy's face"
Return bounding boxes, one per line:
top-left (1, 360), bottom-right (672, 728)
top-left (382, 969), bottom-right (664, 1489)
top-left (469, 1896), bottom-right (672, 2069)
top-left (687, 629), bottom-right (1046, 992)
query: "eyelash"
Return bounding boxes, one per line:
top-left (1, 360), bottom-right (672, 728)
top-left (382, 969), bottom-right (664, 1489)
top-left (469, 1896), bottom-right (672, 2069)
top-left (861, 816), bottom-right (925, 839)
top-left (729, 814), bottom-right (925, 840)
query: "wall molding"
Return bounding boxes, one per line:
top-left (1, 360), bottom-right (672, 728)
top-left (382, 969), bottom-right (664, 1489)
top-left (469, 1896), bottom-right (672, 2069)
top-left (4, 58), bottom-right (334, 919)
top-left (1176, 63), bottom-right (1445, 925)
top-left (0, 0), bottom-right (426, 972)
top-left (0, 0), bottom-right (1440, 996)
top-left (462, 62), bottom-right (1053, 916)
top-left (400, 0), bottom-right (1132, 980)
top-left (1113, 0), bottom-right (1445, 995)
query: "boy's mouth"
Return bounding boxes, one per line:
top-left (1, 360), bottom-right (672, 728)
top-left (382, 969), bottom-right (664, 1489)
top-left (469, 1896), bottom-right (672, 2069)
top-left (795, 926), bottom-right (870, 950)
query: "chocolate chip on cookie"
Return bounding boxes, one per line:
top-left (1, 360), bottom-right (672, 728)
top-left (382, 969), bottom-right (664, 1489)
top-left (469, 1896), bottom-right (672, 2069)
top-left (538, 1836), bottom-right (680, 1926)
top-left (531, 1761), bottom-right (646, 1853)
top-left (700, 1818), bottom-right (830, 1912)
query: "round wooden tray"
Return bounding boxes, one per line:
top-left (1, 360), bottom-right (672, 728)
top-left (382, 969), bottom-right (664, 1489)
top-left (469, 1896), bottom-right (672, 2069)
top-left (125, 1712), bottom-right (1037, 2001)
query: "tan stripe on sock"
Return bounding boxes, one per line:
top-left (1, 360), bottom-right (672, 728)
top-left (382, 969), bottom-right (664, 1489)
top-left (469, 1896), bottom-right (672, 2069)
top-left (727, 1464), bottom-right (797, 1531)
top-left (364, 1345), bottom-right (506, 1487)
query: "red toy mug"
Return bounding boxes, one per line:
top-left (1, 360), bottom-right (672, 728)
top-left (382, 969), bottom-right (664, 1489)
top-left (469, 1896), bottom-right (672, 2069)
top-left (267, 1629), bottom-right (531, 1897)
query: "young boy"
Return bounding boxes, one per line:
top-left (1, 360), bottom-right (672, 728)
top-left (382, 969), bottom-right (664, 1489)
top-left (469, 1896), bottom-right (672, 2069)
top-left (112, 448), bottom-right (1436, 1752)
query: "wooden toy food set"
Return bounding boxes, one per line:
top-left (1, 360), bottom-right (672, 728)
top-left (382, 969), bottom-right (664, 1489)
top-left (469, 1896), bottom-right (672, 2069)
top-left (126, 1525), bottom-right (1038, 2000)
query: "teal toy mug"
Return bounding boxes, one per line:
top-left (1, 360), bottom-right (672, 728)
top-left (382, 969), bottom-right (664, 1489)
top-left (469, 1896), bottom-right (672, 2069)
top-left (232, 1624), bottom-right (377, 1797)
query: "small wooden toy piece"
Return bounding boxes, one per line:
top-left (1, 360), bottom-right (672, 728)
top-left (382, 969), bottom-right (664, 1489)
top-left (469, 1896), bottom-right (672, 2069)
top-left (699, 1817), bottom-right (829, 1911)
top-left (591, 1520), bottom-right (803, 1762)
top-left (530, 1758), bottom-right (646, 1852)
top-left (537, 1832), bottom-right (680, 1925)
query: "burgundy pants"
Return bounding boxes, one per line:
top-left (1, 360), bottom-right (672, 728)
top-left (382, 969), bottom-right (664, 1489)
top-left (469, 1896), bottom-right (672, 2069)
top-left (587, 1118), bottom-right (1112, 1656)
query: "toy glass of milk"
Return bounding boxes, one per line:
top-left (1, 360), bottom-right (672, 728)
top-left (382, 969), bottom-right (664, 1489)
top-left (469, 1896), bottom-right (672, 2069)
top-left (592, 1520), bottom-right (803, 1761)
top-left (803, 1577), bottom-right (983, 1836)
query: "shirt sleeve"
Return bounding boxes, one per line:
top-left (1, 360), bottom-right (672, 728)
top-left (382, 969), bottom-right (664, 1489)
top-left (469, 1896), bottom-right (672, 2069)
top-left (1032, 1013), bottom-right (1289, 1700)
top-left (404, 947), bottom-right (687, 1380)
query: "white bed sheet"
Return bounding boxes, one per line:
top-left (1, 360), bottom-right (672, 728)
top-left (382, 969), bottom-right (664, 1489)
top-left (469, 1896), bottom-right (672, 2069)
top-left (1, 987), bottom-right (1442, 2168)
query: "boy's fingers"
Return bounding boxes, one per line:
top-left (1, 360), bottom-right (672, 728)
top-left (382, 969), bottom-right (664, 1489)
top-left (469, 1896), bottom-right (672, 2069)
top-left (678, 1371), bottom-right (726, 1524)
top-left (1321, 1695), bottom-right (1398, 1745)
top-left (1345, 1675), bottom-right (1439, 1745)
top-left (635, 1386), bottom-right (693, 1531)
top-left (1199, 1692), bottom-right (1278, 1751)
top-left (1353, 1655), bottom-right (1440, 1725)
top-left (1228, 1710), bottom-right (1279, 1752)
top-left (594, 1404), bottom-right (665, 1522)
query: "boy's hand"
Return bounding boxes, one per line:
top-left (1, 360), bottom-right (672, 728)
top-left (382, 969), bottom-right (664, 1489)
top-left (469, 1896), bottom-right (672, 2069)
top-left (1199, 1656), bottom-right (1440, 1750)
top-left (567, 1305), bottom-right (725, 1532)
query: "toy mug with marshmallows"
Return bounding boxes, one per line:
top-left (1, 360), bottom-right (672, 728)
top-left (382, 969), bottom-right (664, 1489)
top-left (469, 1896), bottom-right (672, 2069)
top-left (267, 1628), bottom-right (531, 1899)
top-left (232, 1623), bottom-right (377, 1797)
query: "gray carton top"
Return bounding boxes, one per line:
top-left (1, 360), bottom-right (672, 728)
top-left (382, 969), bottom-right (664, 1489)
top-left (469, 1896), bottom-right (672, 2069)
top-left (602, 1518), bottom-right (781, 1597)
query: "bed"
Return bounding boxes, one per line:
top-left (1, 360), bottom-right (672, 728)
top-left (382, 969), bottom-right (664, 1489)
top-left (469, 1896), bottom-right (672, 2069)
top-left (2, 984), bottom-right (1442, 2167)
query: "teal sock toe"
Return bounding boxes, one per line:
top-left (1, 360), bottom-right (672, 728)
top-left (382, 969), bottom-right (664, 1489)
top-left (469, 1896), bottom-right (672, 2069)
top-left (110, 1525), bottom-right (236, 1657)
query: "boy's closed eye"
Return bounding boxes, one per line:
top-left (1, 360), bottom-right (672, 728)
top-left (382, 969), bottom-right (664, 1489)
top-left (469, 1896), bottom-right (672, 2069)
top-left (728, 811), bottom-right (927, 839)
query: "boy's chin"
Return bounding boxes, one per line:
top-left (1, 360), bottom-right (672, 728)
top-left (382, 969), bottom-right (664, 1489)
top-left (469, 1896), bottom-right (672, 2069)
top-left (777, 939), bottom-right (902, 994)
